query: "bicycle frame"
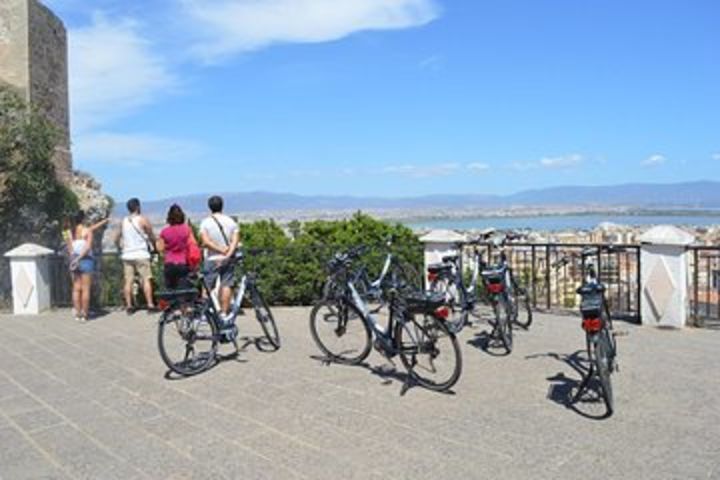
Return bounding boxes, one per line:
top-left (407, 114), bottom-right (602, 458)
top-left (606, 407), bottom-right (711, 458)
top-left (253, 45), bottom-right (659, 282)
top-left (203, 258), bottom-right (249, 325)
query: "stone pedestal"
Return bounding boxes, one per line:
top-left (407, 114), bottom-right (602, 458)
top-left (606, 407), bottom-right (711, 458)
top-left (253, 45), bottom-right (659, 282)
top-left (639, 226), bottom-right (695, 328)
top-left (4, 243), bottom-right (55, 315)
top-left (419, 230), bottom-right (466, 289)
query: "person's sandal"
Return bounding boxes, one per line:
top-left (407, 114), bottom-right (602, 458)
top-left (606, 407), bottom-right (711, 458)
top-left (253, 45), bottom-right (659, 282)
top-left (126, 307), bottom-right (136, 316)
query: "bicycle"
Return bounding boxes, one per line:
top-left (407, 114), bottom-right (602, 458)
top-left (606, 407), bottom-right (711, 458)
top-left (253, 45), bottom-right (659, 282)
top-left (157, 251), bottom-right (280, 376)
top-left (352, 237), bottom-right (423, 314)
top-left (310, 246), bottom-right (462, 392)
top-left (554, 246), bottom-right (619, 416)
top-left (429, 232), bottom-right (532, 340)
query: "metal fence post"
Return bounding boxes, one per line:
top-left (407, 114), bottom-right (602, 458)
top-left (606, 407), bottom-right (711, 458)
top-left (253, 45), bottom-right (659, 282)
top-left (545, 244), bottom-right (551, 310)
top-left (693, 248), bottom-right (699, 326)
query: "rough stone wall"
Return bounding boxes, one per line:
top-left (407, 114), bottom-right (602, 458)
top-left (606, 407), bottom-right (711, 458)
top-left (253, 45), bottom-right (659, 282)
top-left (27, 0), bottom-right (71, 180)
top-left (0, 0), bottom-right (29, 92)
top-left (0, 0), bottom-right (71, 181)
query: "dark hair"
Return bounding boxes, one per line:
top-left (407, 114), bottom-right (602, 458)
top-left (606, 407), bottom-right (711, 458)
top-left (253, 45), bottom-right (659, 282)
top-left (166, 204), bottom-right (185, 225)
top-left (127, 198), bottom-right (141, 213)
top-left (208, 195), bottom-right (223, 213)
top-left (73, 210), bottom-right (85, 226)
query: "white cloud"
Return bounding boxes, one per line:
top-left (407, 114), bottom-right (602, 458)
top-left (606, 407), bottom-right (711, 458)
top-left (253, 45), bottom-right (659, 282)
top-left (466, 162), bottom-right (490, 173)
top-left (712, 153), bottom-right (720, 161)
top-left (539, 154), bottom-right (583, 169)
top-left (642, 154), bottom-right (666, 167)
top-left (418, 54), bottom-right (442, 71)
top-left (74, 132), bottom-right (204, 166)
top-left (180, 0), bottom-right (440, 62)
top-left (69, 14), bottom-right (175, 132)
top-left (382, 162), bottom-right (460, 178)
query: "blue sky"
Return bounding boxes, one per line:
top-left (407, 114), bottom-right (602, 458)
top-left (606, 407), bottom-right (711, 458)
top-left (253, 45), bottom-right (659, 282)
top-left (45, 0), bottom-right (720, 201)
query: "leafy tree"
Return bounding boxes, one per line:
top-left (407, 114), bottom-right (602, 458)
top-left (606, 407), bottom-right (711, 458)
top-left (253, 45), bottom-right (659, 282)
top-left (239, 213), bottom-right (423, 305)
top-left (0, 86), bottom-right (78, 305)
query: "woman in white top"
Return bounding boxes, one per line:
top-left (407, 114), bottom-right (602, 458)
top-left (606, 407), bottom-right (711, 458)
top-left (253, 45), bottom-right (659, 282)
top-left (65, 211), bottom-right (108, 322)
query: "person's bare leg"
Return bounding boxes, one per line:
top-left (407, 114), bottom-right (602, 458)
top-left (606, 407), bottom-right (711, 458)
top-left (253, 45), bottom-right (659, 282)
top-left (81, 274), bottom-right (92, 319)
top-left (72, 275), bottom-right (82, 317)
top-left (124, 273), bottom-right (134, 310)
top-left (143, 278), bottom-right (155, 309)
top-left (221, 286), bottom-right (232, 315)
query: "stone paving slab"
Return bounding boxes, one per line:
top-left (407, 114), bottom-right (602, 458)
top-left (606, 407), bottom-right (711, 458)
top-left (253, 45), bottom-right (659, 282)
top-left (0, 307), bottom-right (719, 479)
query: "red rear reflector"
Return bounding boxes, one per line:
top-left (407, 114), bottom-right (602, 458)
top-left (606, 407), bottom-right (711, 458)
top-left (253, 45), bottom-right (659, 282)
top-left (427, 272), bottom-right (438, 282)
top-left (158, 299), bottom-right (169, 311)
top-left (487, 283), bottom-right (504, 294)
top-left (582, 317), bottom-right (603, 333)
top-left (435, 307), bottom-right (450, 319)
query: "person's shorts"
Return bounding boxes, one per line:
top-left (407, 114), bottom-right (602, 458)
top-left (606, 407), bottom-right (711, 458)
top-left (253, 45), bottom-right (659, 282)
top-left (123, 259), bottom-right (152, 283)
top-left (73, 257), bottom-right (95, 275)
top-left (202, 259), bottom-right (234, 290)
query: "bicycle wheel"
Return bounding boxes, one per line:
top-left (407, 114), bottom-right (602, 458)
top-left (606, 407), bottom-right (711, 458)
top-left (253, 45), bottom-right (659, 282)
top-left (594, 329), bottom-right (614, 415)
top-left (157, 304), bottom-right (217, 376)
top-left (396, 313), bottom-right (462, 391)
top-left (512, 286), bottom-right (533, 329)
top-left (430, 276), bottom-right (466, 333)
top-left (493, 295), bottom-right (513, 353)
top-left (309, 300), bottom-right (372, 365)
top-left (603, 297), bottom-right (617, 365)
top-left (250, 287), bottom-right (280, 350)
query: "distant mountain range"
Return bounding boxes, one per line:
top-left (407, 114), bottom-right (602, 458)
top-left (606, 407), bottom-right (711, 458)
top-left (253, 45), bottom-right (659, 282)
top-left (125, 181), bottom-right (720, 218)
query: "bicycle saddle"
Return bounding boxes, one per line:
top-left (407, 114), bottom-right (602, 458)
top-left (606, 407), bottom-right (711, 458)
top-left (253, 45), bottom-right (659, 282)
top-left (577, 283), bottom-right (605, 295)
top-left (427, 263), bottom-right (453, 273)
top-left (404, 291), bottom-right (446, 315)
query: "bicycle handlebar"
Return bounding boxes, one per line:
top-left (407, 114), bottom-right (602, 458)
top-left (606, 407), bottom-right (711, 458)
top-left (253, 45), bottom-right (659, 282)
top-left (551, 244), bottom-right (623, 270)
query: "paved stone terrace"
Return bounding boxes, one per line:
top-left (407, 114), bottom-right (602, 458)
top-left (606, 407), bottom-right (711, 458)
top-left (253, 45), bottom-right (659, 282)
top-left (0, 307), bottom-right (718, 480)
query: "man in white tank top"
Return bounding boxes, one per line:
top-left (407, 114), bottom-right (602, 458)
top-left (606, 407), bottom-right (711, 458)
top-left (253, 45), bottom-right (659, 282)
top-left (200, 195), bottom-right (239, 315)
top-left (113, 198), bottom-right (157, 314)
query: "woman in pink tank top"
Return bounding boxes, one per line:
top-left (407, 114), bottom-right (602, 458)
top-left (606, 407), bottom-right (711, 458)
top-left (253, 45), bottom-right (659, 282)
top-left (157, 204), bottom-right (193, 289)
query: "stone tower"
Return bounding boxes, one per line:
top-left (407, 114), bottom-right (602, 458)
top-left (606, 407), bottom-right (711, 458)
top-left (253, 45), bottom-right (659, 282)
top-left (0, 0), bottom-right (72, 181)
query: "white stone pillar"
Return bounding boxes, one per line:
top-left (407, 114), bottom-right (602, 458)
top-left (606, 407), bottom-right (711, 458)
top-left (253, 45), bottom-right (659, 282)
top-left (4, 243), bottom-right (55, 315)
top-left (419, 230), bottom-right (467, 289)
top-left (638, 226), bottom-right (695, 328)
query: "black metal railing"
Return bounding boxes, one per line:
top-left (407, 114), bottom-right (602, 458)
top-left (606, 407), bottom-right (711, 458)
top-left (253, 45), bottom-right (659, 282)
top-left (43, 242), bottom-right (425, 310)
top-left (689, 246), bottom-right (720, 328)
top-left (8, 240), bottom-right (716, 328)
top-left (459, 242), bottom-right (642, 323)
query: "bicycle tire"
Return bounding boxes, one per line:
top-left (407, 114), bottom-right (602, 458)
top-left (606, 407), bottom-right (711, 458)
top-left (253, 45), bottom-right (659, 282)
top-left (157, 306), bottom-right (218, 376)
top-left (512, 286), bottom-right (533, 329)
top-left (594, 329), bottom-right (614, 415)
top-left (309, 300), bottom-right (372, 365)
top-left (396, 313), bottom-right (462, 391)
top-left (251, 287), bottom-right (281, 350)
top-left (603, 297), bottom-right (617, 363)
top-left (493, 295), bottom-right (513, 354)
top-left (430, 275), bottom-right (466, 334)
